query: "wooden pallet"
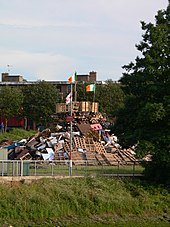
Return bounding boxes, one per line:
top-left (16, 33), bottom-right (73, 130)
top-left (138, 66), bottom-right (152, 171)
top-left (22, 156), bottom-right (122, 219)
top-left (94, 141), bottom-right (106, 154)
top-left (72, 152), bottom-right (86, 165)
top-left (73, 136), bottom-right (87, 150)
top-left (123, 149), bottom-right (137, 162)
top-left (85, 152), bottom-right (97, 165)
top-left (63, 142), bottom-right (71, 153)
top-left (102, 153), bottom-right (120, 166)
top-left (54, 150), bottom-right (68, 164)
top-left (118, 150), bottom-right (133, 163)
top-left (112, 152), bottom-right (122, 162)
top-left (55, 142), bottom-right (64, 153)
top-left (95, 153), bottom-right (107, 165)
top-left (85, 137), bottom-right (96, 152)
top-left (26, 138), bottom-right (39, 148)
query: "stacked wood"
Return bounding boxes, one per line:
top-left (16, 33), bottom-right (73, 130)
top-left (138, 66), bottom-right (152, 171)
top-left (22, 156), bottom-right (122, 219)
top-left (102, 153), bottom-right (119, 166)
top-left (63, 141), bottom-right (71, 153)
top-left (94, 141), bottom-right (106, 154)
top-left (3, 124), bottom-right (139, 166)
top-left (85, 138), bottom-right (96, 152)
top-left (111, 152), bottom-right (122, 162)
top-left (122, 149), bottom-right (137, 162)
top-left (54, 151), bottom-right (66, 164)
top-left (95, 153), bottom-right (107, 165)
top-left (72, 152), bottom-right (86, 165)
top-left (85, 152), bottom-right (97, 165)
top-left (80, 101), bottom-right (91, 112)
top-left (73, 136), bottom-right (87, 150)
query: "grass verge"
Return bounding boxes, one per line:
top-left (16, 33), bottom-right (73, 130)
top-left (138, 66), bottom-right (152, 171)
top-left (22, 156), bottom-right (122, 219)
top-left (0, 128), bottom-right (35, 141)
top-left (0, 177), bottom-right (169, 226)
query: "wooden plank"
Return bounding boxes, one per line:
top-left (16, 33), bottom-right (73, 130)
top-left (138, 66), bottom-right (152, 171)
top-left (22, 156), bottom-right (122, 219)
top-left (94, 141), bottom-right (106, 154)
top-left (95, 153), bottom-right (107, 165)
top-left (74, 136), bottom-right (87, 150)
top-left (85, 152), bottom-right (97, 165)
top-left (85, 137), bottom-right (96, 152)
top-left (102, 153), bottom-right (119, 166)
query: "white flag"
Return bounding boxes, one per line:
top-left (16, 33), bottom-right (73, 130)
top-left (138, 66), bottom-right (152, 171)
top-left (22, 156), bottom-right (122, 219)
top-left (66, 93), bottom-right (71, 104)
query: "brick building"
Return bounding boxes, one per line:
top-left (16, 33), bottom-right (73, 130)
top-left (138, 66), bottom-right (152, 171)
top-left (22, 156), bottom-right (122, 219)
top-left (0, 71), bottom-right (99, 99)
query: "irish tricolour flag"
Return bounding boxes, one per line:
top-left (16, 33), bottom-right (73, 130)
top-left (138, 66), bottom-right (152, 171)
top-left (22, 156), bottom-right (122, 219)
top-left (68, 75), bottom-right (75, 83)
top-left (86, 84), bottom-right (96, 92)
top-left (68, 72), bottom-right (76, 84)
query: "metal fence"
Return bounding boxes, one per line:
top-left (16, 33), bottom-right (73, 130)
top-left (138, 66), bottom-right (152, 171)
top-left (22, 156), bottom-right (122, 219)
top-left (0, 160), bottom-right (145, 177)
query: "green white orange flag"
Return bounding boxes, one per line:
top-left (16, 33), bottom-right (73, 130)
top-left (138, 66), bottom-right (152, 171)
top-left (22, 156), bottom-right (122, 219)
top-left (68, 73), bottom-right (76, 84)
top-left (86, 84), bottom-right (96, 92)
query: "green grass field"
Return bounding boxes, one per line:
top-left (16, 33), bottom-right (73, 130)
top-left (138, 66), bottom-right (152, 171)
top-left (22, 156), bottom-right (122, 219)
top-left (0, 128), bottom-right (35, 141)
top-left (0, 177), bottom-right (169, 226)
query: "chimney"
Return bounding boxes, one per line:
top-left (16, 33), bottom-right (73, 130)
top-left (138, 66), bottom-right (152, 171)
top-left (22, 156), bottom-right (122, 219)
top-left (1, 73), bottom-right (9, 82)
top-left (89, 71), bottom-right (97, 82)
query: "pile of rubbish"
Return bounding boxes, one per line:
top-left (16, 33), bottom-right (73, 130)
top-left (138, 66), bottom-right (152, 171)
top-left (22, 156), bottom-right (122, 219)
top-left (0, 123), bottom-right (140, 165)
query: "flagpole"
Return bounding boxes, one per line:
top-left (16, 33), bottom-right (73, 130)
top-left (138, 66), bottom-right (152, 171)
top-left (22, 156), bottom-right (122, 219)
top-left (74, 72), bottom-right (77, 102)
top-left (69, 82), bottom-right (73, 176)
top-left (93, 85), bottom-right (96, 102)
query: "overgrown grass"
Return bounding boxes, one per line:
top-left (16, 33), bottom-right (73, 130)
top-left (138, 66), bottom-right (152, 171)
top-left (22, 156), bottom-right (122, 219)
top-left (0, 129), bottom-right (169, 226)
top-left (0, 177), bottom-right (169, 226)
top-left (0, 128), bottom-right (36, 141)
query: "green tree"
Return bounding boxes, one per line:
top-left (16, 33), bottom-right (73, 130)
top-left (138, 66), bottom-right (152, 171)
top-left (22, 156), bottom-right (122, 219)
top-left (76, 82), bottom-right (96, 102)
top-left (76, 81), bottom-right (125, 121)
top-left (114, 2), bottom-right (170, 184)
top-left (95, 80), bottom-right (125, 122)
top-left (0, 86), bottom-right (23, 130)
top-left (75, 83), bottom-right (88, 102)
top-left (22, 81), bottom-right (60, 130)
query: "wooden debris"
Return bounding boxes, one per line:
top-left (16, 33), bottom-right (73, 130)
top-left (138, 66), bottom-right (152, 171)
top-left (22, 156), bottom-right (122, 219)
top-left (73, 136), bottom-right (87, 150)
top-left (85, 152), bottom-right (97, 165)
top-left (94, 141), bottom-right (106, 154)
top-left (95, 153), bottom-right (107, 165)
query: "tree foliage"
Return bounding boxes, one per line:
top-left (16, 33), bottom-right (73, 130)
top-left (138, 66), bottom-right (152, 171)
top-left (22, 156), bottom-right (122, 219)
top-left (0, 86), bottom-right (23, 129)
top-left (114, 2), bottom-right (170, 184)
top-left (95, 80), bottom-right (125, 120)
top-left (76, 83), bottom-right (93, 102)
top-left (76, 80), bottom-right (125, 121)
top-left (22, 81), bottom-right (60, 128)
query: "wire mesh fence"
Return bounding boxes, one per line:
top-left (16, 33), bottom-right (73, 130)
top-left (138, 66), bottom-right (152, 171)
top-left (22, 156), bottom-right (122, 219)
top-left (0, 160), bottom-right (145, 177)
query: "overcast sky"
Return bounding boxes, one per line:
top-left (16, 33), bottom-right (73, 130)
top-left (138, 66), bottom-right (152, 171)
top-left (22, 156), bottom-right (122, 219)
top-left (0, 0), bottom-right (168, 81)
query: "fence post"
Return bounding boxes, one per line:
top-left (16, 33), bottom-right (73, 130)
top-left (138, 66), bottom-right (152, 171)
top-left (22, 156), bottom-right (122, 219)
top-left (12, 161), bottom-right (14, 176)
top-left (102, 161), bottom-right (104, 175)
top-left (16, 161), bottom-right (19, 176)
top-left (34, 161), bottom-right (36, 176)
top-left (133, 161), bottom-right (135, 177)
top-left (2, 161), bottom-right (4, 176)
top-left (85, 160), bottom-right (87, 176)
top-left (21, 161), bottom-right (23, 176)
top-left (51, 161), bottom-right (54, 176)
top-left (117, 161), bottom-right (120, 177)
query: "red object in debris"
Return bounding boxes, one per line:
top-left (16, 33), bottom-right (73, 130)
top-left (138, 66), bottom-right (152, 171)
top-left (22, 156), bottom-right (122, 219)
top-left (66, 116), bottom-right (73, 122)
top-left (90, 123), bottom-right (103, 130)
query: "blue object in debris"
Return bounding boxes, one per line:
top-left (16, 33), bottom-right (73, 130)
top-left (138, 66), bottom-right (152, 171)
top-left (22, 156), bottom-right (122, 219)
top-left (7, 143), bottom-right (19, 150)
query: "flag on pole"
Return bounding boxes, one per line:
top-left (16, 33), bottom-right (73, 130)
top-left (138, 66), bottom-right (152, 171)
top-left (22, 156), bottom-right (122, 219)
top-left (74, 71), bottom-right (77, 79)
top-left (86, 84), bottom-right (96, 92)
top-left (68, 74), bottom-right (75, 84)
top-left (66, 93), bottom-right (71, 104)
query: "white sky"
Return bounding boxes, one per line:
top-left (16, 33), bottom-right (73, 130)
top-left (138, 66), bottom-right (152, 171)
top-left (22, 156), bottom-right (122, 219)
top-left (0, 0), bottom-right (168, 81)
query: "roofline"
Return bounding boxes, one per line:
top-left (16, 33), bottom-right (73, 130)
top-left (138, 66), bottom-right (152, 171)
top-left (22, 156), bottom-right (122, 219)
top-left (0, 80), bottom-right (116, 86)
